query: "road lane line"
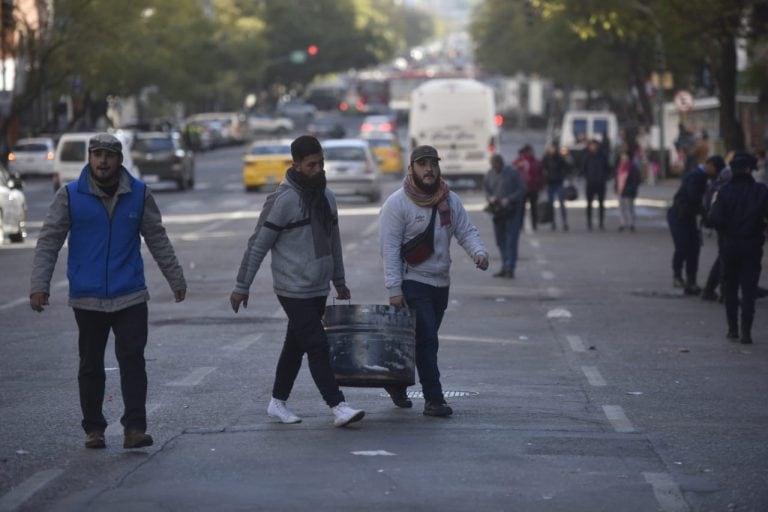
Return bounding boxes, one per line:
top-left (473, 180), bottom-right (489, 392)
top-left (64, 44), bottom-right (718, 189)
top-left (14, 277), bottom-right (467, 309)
top-left (642, 472), bottom-right (690, 512)
top-left (166, 367), bottom-right (216, 387)
top-left (541, 270), bottom-right (555, 280)
top-left (566, 335), bottom-right (585, 352)
top-left (361, 219), bottom-right (379, 237)
top-left (0, 469), bottom-right (63, 512)
top-left (528, 239), bottom-right (541, 249)
top-left (441, 334), bottom-right (523, 345)
top-left (225, 333), bottom-right (263, 352)
top-left (602, 405), bottom-right (636, 433)
top-left (546, 287), bottom-right (562, 298)
top-left (2, 280), bottom-right (67, 311)
top-left (105, 403), bottom-right (161, 438)
top-left (581, 366), bottom-right (607, 386)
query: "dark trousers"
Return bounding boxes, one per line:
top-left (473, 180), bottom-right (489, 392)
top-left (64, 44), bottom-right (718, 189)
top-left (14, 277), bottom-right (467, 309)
top-left (492, 209), bottom-right (523, 273)
top-left (666, 208), bottom-right (701, 282)
top-left (273, 295), bottom-right (344, 407)
top-left (585, 182), bottom-right (606, 229)
top-left (73, 303), bottom-right (148, 434)
top-left (721, 241), bottom-right (763, 336)
top-left (523, 190), bottom-right (540, 230)
top-left (402, 280), bottom-right (450, 402)
top-left (704, 255), bottom-right (722, 294)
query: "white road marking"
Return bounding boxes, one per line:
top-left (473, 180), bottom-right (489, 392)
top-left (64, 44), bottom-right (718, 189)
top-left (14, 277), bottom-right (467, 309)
top-left (361, 219), bottom-right (379, 237)
top-left (2, 281), bottom-right (67, 311)
top-left (566, 335), bottom-right (586, 352)
top-left (105, 403), bottom-right (162, 438)
top-left (166, 367), bottom-right (216, 387)
top-left (581, 366), bottom-right (607, 386)
top-left (546, 287), bottom-right (562, 298)
top-left (529, 239), bottom-right (541, 249)
top-left (352, 450), bottom-right (395, 456)
top-left (602, 405), bottom-right (636, 433)
top-left (0, 469), bottom-right (63, 512)
top-left (546, 308), bottom-right (572, 319)
top-left (541, 271), bottom-right (555, 280)
top-left (441, 334), bottom-right (523, 345)
top-left (642, 472), bottom-right (690, 512)
top-left (225, 334), bottom-right (263, 352)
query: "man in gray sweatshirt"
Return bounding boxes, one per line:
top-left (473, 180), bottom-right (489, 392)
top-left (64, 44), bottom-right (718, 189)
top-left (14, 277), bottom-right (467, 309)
top-left (230, 135), bottom-right (364, 428)
top-left (379, 145), bottom-right (489, 417)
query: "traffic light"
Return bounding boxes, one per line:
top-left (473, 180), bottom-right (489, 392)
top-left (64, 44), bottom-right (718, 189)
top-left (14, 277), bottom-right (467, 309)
top-left (307, 44), bottom-right (318, 57)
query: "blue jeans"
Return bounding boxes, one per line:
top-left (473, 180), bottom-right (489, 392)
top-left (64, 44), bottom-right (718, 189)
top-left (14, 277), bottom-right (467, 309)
top-left (547, 183), bottom-right (567, 226)
top-left (492, 209), bottom-right (523, 273)
top-left (402, 280), bottom-right (450, 402)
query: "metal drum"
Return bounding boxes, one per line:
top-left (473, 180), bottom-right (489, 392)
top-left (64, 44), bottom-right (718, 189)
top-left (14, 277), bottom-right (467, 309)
top-left (324, 304), bottom-right (415, 388)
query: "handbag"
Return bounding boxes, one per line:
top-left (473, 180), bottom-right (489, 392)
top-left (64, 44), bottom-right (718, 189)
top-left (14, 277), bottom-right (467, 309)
top-left (564, 181), bottom-right (578, 201)
top-left (401, 206), bottom-right (437, 265)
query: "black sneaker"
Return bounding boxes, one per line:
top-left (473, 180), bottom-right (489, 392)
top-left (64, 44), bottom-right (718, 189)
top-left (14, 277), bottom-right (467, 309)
top-left (423, 400), bottom-right (453, 417)
top-left (673, 276), bottom-right (685, 288)
top-left (741, 335), bottom-right (753, 345)
top-left (492, 269), bottom-right (507, 278)
top-left (726, 330), bottom-right (739, 340)
top-left (384, 386), bottom-right (412, 408)
top-left (700, 290), bottom-right (718, 302)
top-left (684, 284), bottom-right (701, 296)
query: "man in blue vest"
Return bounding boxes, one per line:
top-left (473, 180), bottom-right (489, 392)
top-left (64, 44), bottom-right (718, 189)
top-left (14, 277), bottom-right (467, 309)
top-left (30, 133), bottom-right (187, 449)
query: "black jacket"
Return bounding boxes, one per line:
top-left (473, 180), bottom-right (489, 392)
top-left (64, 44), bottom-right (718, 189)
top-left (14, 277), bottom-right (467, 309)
top-left (671, 167), bottom-right (709, 222)
top-left (541, 152), bottom-right (570, 185)
top-left (580, 150), bottom-right (610, 185)
top-left (708, 173), bottom-right (768, 244)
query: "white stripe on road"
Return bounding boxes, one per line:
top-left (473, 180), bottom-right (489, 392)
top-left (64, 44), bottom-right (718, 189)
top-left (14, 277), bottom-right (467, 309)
top-left (1, 281), bottom-right (67, 311)
top-left (225, 333), bottom-right (263, 352)
top-left (361, 219), bottom-right (379, 237)
top-left (546, 287), bottom-right (562, 299)
top-left (581, 366), bottom-right (607, 386)
top-left (541, 271), bottom-right (555, 280)
top-left (566, 335), bottom-right (586, 352)
top-left (642, 472), bottom-right (690, 512)
top-left (528, 239), bottom-right (541, 249)
top-left (441, 334), bottom-right (523, 345)
top-left (105, 403), bottom-right (162, 438)
top-left (602, 405), bottom-right (636, 433)
top-left (166, 367), bottom-right (216, 387)
top-left (0, 469), bottom-right (63, 512)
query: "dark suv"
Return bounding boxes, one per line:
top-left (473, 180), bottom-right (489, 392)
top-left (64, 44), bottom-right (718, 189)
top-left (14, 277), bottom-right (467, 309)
top-left (131, 132), bottom-right (195, 191)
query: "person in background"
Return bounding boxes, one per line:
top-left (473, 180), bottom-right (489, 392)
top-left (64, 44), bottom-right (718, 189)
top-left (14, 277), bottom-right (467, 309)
top-left (615, 149), bottom-right (641, 232)
top-left (230, 135), bottom-right (364, 428)
top-left (379, 145), bottom-right (489, 417)
top-left (581, 139), bottom-right (611, 231)
top-left (29, 133), bottom-right (187, 450)
top-left (700, 155), bottom-right (729, 301)
top-left (707, 151), bottom-right (768, 344)
top-left (541, 143), bottom-right (570, 231)
top-left (514, 145), bottom-right (543, 231)
top-left (484, 153), bottom-right (526, 278)
top-left (667, 154), bottom-right (719, 294)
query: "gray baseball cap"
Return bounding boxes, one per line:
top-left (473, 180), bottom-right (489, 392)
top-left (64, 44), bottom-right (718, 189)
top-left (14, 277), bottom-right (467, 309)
top-left (88, 133), bottom-right (122, 155)
top-left (410, 145), bottom-right (440, 163)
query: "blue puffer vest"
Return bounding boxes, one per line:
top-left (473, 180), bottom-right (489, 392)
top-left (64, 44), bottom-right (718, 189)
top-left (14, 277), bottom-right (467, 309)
top-left (66, 167), bottom-right (147, 299)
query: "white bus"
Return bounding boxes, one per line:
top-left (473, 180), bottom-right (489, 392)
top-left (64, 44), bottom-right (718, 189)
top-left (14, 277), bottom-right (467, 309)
top-left (408, 79), bottom-right (499, 187)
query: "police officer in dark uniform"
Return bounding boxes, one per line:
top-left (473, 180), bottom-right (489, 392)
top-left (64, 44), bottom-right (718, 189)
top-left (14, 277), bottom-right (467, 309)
top-left (708, 151), bottom-right (768, 344)
top-left (667, 157), bottom-right (719, 294)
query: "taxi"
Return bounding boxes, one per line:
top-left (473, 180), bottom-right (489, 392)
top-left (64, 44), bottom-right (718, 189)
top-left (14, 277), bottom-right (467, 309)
top-left (361, 132), bottom-right (404, 176)
top-left (242, 139), bottom-right (292, 191)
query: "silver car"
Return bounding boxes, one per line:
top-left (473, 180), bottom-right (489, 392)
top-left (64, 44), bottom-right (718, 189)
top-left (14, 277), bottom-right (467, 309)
top-left (8, 137), bottom-right (56, 177)
top-left (0, 166), bottom-right (27, 243)
top-left (323, 138), bottom-right (381, 203)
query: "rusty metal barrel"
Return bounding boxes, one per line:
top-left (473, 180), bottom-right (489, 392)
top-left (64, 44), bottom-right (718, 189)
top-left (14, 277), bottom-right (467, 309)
top-left (324, 304), bottom-right (415, 387)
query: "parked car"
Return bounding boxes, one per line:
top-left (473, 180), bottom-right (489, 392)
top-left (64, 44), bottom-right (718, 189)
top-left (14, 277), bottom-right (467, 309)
top-left (8, 137), bottom-right (56, 177)
top-left (186, 112), bottom-right (247, 147)
top-left (52, 132), bottom-right (136, 191)
top-left (247, 113), bottom-right (294, 134)
top-left (307, 116), bottom-right (346, 139)
top-left (322, 138), bottom-right (381, 203)
top-left (362, 132), bottom-right (404, 176)
top-left (0, 165), bottom-right (27, 243)
top-left (242, 139), bottom-right (292, 192)
top-left (276, 98), bottom-right (317, 120)
top-left (131, 132), bottom-right (195, 191)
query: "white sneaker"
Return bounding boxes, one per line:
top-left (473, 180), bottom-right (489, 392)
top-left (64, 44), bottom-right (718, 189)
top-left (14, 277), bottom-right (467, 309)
top-left (267, 398), bottom-right (301, 424)
top-left (331, 402), bottom-right (365, 427)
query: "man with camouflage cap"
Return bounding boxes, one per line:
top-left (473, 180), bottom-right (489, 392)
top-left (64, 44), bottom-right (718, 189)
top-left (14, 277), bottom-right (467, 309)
top-left (30, 133), bottom-right (187, 449)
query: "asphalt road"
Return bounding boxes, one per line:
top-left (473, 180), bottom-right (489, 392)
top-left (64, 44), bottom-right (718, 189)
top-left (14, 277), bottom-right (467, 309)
top-left (1, 127), bottom-right (767, 512)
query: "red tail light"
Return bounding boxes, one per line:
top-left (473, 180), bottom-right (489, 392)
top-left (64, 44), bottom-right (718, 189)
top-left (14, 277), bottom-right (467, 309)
top-left (339, 102), bottom-right (349, 112)
top-left (494, 114), bottom-right (504, 127)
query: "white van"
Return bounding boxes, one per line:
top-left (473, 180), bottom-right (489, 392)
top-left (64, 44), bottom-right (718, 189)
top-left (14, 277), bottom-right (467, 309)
top-left (52, 132), bottom-right (136, 191)
top-left (557, 110), bottom-right (618, 151)
top-left (408, 79), bottom-right (499, 186)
